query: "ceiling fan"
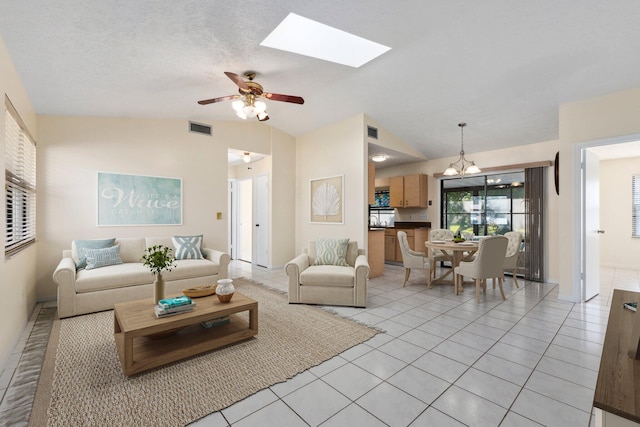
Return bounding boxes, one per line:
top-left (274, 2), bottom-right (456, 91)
top-left (198, 71), bottom-right (304, 122)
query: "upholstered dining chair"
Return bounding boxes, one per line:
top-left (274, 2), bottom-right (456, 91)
top-left (428, 228), bottom-right (454, 278)
top-left (454, 235), bottom-right (508, 303)
top-left (503, 231), bottom-right (523, 288)
top-left (397, 231), bottom-right (431, 288)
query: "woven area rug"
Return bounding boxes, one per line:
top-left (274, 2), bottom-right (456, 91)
top-left (30, 278), bottom-right (377, 427)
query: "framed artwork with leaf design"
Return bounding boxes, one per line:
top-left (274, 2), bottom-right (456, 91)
top-left (310, 175), bottom-right (344, 224)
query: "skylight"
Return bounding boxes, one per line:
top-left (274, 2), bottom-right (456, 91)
top-left (260, 13), bottom-right (391, 68)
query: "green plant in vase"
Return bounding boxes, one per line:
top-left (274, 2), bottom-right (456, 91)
top-left (141, 245), bottom-right (177, 304)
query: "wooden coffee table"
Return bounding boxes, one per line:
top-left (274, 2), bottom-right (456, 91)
top-left (113, 292), bottom-right (258, 376)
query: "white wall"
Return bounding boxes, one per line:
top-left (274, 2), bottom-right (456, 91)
top-left (599, 156), bottom-right (640, 269)
top-left (295, 114), bottom-right (367, 252)
top-left (559, 87), bottom-right (640, 301)
top-left (0, 35), bottom-right (39, 364)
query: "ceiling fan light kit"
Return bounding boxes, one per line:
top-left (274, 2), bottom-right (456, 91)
top-left (198, 71), bottom-right (303, 122)
top-left (443, 122), bottom-right (482, 177)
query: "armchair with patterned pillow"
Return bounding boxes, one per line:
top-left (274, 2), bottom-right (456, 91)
top-left (285, 238), bottom-right (369, 308)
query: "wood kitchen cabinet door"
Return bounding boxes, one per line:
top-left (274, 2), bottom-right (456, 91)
top-left (389, 176), bottom-right (404, 207)
top-left (404, 174), bottom-right (428, 207)
top-left (368, 162), bottom-right (375, 205)
top-left (388, 174), bottom-right (428, 208)
top-left (384, 231), bottom-right (397, 261)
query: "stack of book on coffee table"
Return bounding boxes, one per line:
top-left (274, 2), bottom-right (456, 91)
top-left (154, 296), bottom-right (195, 318)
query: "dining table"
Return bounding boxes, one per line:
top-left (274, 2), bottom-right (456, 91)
top-left (425, 239), bottom-right (479, 294)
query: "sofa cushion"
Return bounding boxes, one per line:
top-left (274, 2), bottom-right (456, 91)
top-left (84, 245), bottom-right (123, 270)
top-left (115, 238), bottom-right (146, 263)
top-left (75, 259), bottom-right (220, 293)
top-left (300, 265), bottom-right (355, 287)
top-left (164, 259), bottom-right (220, 280)
top-left (172, 235), bottom-right (204, 260)
top-left (312, 238), bottom-right (350, 266)
top-left (76, 263), bottom-right (152, 293)
top-left (72, 238), bottom-right (116, 270)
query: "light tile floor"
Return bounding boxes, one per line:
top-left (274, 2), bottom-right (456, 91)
top-left (0, 263), bottom-right (633, 426)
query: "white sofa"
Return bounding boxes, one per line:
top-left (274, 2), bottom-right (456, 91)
top-left (53, 237), bottom-right (230, 318)
top-left (285, 240), bottom-right (369, 308)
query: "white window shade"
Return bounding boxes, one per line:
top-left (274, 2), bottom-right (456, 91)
top-left (5, 97), bottom-right (36, 256)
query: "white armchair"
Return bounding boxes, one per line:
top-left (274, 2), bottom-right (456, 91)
top-left (397, 231), bottom-right (431, 288)
top-left (285, 240), bottom-right (369, 308)
top-left (504, 231), bottom-right (523, 288)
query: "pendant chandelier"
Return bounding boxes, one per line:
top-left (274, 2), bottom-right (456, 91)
top-left (443, 122), bottom-right (481, 176)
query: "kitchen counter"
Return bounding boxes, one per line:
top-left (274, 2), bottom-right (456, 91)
top-left (368, 221), bottom-right (431, 230)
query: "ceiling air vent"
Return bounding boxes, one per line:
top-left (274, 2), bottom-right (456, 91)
top-left (189, 121), bottom-right (212, 136)
top-left (367, 125), bottom-right (378, 139)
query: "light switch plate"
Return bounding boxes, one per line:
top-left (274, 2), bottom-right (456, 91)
top-left (216, 212), bottom-right (222, 220)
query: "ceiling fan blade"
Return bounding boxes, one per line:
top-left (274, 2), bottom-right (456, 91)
top-left (263, 93), bottom-right (304, 104)
top-left (224, 72), bottom-right (250, 91)
top-left (258, 114), bottom-right (270, 122)
top-left (197, 95), bottom-right (238, 105)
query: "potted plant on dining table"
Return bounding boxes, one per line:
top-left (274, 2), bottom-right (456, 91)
top-left (142, 245), bottom-right (177, 304)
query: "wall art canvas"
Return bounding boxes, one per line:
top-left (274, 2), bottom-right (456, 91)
top-left (97, 172), bottom-right (182, 226)
top-left (310, 175), bottom-right (344, 224)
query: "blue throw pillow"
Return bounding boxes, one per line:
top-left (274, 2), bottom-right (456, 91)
top-left (313, 238), bottom-right (350, 266)
top-left (84, 245), bottom-right (123, 270)
top-left (172, 235), bottom-right (204, 260)
top-left (74, 238), bottom-right (116, 270)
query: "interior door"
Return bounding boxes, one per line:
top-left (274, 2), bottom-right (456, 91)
top-left (583, 149), bottom-right (600, 301)
top-left (255, 174), bottom-right (269, 268)
top-left (237, 179), bottom-right (252, 262)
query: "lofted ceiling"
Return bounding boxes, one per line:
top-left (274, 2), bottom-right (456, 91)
top-left (2, 1), bottom-right (640, 161)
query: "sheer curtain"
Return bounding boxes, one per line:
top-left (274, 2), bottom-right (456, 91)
top-left (523, 167), bottom-right (545, 282)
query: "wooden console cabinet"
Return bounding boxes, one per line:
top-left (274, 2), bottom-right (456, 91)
top-left (594, 289), bottom-right (640, 426)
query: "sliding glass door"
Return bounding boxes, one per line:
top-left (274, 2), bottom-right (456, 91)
top-left (441, 172), bottom-right (525, 237)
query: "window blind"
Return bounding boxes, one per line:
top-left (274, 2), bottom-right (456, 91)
top-left (633, 175), bottom-right (640, 238)
top-left (5, 97), bottom-right (36, 256)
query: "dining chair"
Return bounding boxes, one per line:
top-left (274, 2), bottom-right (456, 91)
top-left (397, 231), bottom-right (431, 288)
top-left (503, 231), bottom-right (523, 288)
top-left (454, 235), bottom-right (508, 303)
top-left (428, 229), bottom-right (454, 278)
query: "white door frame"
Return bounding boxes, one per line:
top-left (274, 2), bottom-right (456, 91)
top-left (253, 173), bottom-right (269, 268)
top-left (573, 132), bottom-right (640, 301)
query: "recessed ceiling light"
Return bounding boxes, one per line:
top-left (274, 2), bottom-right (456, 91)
top-left (371, 155), bottom-right (387, 162)
top-left (260, 13), bottom-right (391, 68)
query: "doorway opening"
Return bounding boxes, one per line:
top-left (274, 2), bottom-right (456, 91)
top-left (575, 134), bottom-right (640, 303)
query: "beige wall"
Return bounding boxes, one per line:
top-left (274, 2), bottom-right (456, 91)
top-left (37, 116), bottom-right (232, 301)
top-left (295, 114), bottom-right (367, 252)
top-left (559, 87), bottom-right (640, 301)
top-left (0, 36), bottom-right (39, 363)
top-left (599, 157), bottom-right (640, 269)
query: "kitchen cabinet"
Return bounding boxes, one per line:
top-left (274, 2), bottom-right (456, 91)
top-left (389, 174), bottom-right (428, 208)
top-left (368, 162), bottom-right (375, 205)
top-left (384, 229), bottom-right (397, 261)
top-left (375, 177), bottom-right (389, 189)
top-left (384, 227), bottom-right (430, 262)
